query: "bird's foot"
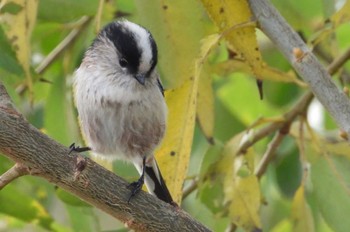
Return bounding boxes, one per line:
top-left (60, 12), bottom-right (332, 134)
top-left (68, 143), bottom-right (91, 155)
top-left (128, 176), bottom-right (144, 203)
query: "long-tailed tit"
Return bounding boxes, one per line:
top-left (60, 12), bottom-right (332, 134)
top-left (72, 20), bottom-right (173, 204)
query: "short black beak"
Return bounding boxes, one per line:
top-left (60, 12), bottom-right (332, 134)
top-left (135, 73), bottom-right (146, 85)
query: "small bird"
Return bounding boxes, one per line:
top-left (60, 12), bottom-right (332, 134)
top-left (72, 20), bottom-right (173, 204)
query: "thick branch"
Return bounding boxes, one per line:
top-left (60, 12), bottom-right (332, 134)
top-left (249, 0), bottom-right (350, 139)
top-left (0, 82), bottom-right (210, 232)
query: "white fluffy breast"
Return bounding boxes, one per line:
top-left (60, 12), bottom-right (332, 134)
top-left (73, 64), bottom-right (167, 161)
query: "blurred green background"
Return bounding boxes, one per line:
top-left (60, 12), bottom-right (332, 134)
top-left (1, 0), bottom-right (350, 231)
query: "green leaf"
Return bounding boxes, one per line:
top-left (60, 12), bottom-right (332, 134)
top-left (199, 180), bottom-right (225, 214)
top-left (0, 2), bottom-right (23, 14)
top-left (199, 144), bottom-right (223, 178)
top-left (217, 73), bottom-right (279, 125)
top-left (0, 26), bottom-right (24, 76)
top-left (200, 132), bottom-right (261, 229)
top-left (38, 0), bottom-right (98, 23)
top-left (311, 155), bottom-right (350, 232)
top-left (56, 188), bottom-right (91, 207)
top-left (65, 205), bottom-right (98, 232)
top-left (0, 185), bottom-right (53, 230)
top-left (44, 75), bottom-right (71, 145)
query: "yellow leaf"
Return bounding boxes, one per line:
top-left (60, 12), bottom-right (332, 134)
top-left (201, 0), bottom-right (263, 77)
top-left (215, 132), bottom-right (261, 230)
top-left (331, 0), bottom-right (350, 26)
top-left (228, 176), bottom-right (261, 231)
top-left (1, 0), bottom-right (38, 96)
top-left (195, 34), bottom-right (221, 142)
top-left (271, 219), bottom-right (293, 232)
top-left (291, 186), bottom-right (315, 232)
top-left (135, 0), bottom-right (212, 87)
top-left (156, 78), bottom-right (198, 203)
top-left (310, 0), bottom-right (350, 46)
top-left (289, 122), bottom-right (350, 159)
top-left (197, 67), bottom-right (215, 142)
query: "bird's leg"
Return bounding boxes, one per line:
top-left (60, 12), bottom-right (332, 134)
top-left (68, 143), bottom-right (91, 155)
top-left (128, 157), bottom-right (146, 203)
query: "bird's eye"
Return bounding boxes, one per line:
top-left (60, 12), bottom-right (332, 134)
top-left (119, 58), bottom-right (128, 68)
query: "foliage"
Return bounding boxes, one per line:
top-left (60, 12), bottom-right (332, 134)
top-left (1, 0), bottom-right (350, 231)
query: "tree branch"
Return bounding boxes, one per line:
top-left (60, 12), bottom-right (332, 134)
top-left (0, 82), bottom-right (210, 232)
top-left (249, 0), bottom-right (350, 140)
top-left (0, 163), bottom-right (29, 190)
top-left (255, 124), bottom-right (289, 179)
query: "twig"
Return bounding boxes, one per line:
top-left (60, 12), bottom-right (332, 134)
top-left (35, 16), bottom-right (91, 74)
top-left (255, 128), bottom-right (288, 179)
top-left (0, 163), bottom-right (29, 190)
top-left (237, 91), bottom-right (313, 156)
top-left (225, 223), bottom-right (237, 232)
top-left (182, 179), bottom-right (198, 199)
top-left (296, 116), bottom-right (310, 185)
top-left (95, 0), bottom-right (105, 34)
top-left (327, 47), bottom-right (350, 75)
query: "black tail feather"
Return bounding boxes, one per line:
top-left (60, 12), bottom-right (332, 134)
top-left (144, 162), bottom-right (173, 204)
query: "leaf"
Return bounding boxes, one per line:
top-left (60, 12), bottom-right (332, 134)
top-left (135, 0), bottom-right (210, 87)
top-left (37, 0), bottom-right (98, 23)
top-left (227, 175), bottom-right (261, 231)
top-left (0, 2), bottom-right (23, 14)
top-left (196, 34), bottom-right (221, 143)
top-left (331, 0), bottom-right (350, 26)
top-left (199, 180), bottom-right (226, 214)
top-left (310, 0), bottom-right (350, 46)
top-left (200, 0), bottom-right (263, 78)
top-left (44, 75), bottom-right (71, 144)
top-left (291, 186), bottom-right (315, 232)
top-left (197, 67), bottom-right (215, 142)
top-left (0, 26), bottom-right (23, 75)
top-left (289, 122), bottom-right (350, 159)
top-left (1, 0), bottom-right (38, 96)
top-left (221, 134), bottom-right (261, 230)
top-left (311, 155), bottom-right (350, 232)
top-left (199, 144), bottom-right (224, 178)
top-left (65, 205), bottom-right (97, 232)
top-left (202, 132), bottom-right (262, 230)
top-left (217, 73), bottom-right (280, 125)
top-left (156, 78), bottom-right (198, 203)
top-left (56, 188), bottom-right (91, 207)
top-left (290, 121), bottom-right (350, 231)
top-left (0, 185), bottom-right (53, 230)
top-left (270, 219), bottom-right (293, 232)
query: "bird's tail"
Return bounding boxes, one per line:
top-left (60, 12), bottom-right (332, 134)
top-left (134, 158), bottom-right (174, 204)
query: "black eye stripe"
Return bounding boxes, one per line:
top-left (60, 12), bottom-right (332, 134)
top-left (103, 22), bottom-right (141, 74)
top-left (93, 21), bottom-right (158, 76)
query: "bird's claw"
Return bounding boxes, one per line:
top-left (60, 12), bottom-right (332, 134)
top-left (127, 177), bottom-right (144, 203)
top-left (68, 143), bottom-right (91, 155)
